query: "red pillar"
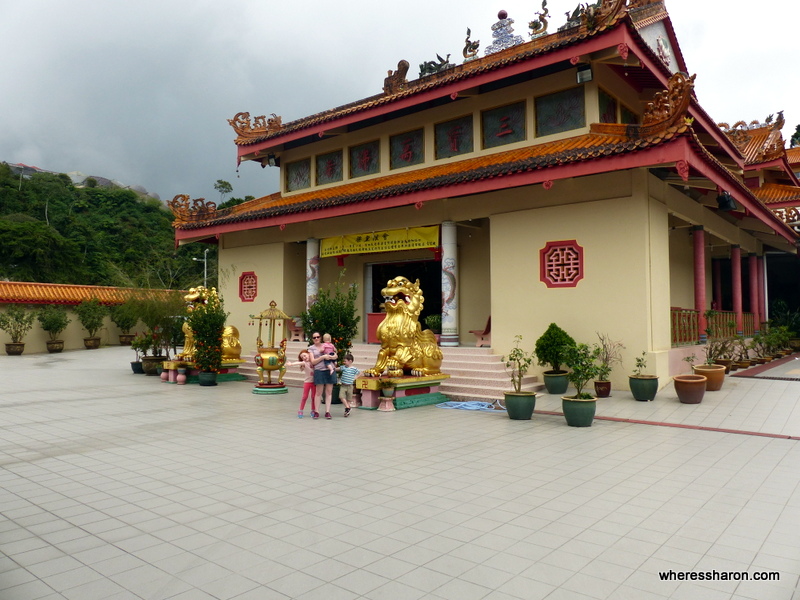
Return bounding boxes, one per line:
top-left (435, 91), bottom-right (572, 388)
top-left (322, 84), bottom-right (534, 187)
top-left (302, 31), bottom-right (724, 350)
top-left (731, 245), bottom-right (742, 335)
top-left (712, 259), bottom-right (722, 309)
top-left (757, 255), bottom-right (766, 328)
top-left (749, 254), bottom-right (759, 333)
top-left (693, 226), bottom-right (707, 342)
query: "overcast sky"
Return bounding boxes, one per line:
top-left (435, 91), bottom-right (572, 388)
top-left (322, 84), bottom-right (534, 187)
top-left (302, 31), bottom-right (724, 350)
top-left (2, 0), bottom-right (797, 205)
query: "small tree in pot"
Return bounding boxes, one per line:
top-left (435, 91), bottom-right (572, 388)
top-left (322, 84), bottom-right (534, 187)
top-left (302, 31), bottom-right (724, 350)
top-left (629, 351), bottom-right (659, 401)
top-left (37, 305), bottom-right (71, 353)
top-left (502, 335), bottom-right (536, 420)
top-left (0, 305), bottom-right (36, 355)
top-left (594, 332), bottom-right (624, 398)
top-left (110, 300), bottom-right (140, 345)
top-left (186, 289), bottom-right (228, 385)
top-left (562, 342), bottom-right (601, 427)
top-left (74, 298), bottom-right (107, 349)
top-left (534, 323), bottom-right (575, 395)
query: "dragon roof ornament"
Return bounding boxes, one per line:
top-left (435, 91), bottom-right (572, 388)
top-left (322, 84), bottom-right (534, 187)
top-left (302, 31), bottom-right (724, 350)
top-left (168, 194), bottom-right (218, 223)
top-left (229, 112), bottom-right (284, 145)
top-left (641, 72), bottom-right (696, 134)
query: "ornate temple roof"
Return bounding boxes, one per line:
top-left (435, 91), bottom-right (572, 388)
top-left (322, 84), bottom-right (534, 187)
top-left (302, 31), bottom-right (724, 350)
top-left (229, 0), bottom-right (671, 151)
top-left (718, 113), bottom-right (786, 166)
top-left (755, 183), bottom-right (800, 206)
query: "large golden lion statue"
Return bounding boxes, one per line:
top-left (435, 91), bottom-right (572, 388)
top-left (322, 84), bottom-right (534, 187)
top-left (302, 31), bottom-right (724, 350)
top-left (363, 277), bottom-right (443, 377)
top-left (177, 286), bottom-right (241, 362)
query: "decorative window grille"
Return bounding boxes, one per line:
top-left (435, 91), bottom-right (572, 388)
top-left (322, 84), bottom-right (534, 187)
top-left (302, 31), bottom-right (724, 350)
top-left (539, 240), bottom-right (584, 288)
top-left (239, 271), bottom-right (257, 302)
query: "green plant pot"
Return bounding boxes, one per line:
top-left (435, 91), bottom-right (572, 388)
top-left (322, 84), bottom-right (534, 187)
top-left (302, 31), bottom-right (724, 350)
top-left (198, 372), bottom-right (218, 386)
top-left (543, 371), bottom-right (569, 395)
top-left (561, 396), bottom-right (596, 427)
top-left (629, 375), bottom-right (658, 401)
top-left (504, 392), bottom-right (536, 420)
top-left (131, 361), bottom-right (145, 374)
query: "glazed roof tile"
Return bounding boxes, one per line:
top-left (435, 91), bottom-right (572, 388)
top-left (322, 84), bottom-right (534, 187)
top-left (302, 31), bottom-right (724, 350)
top-left (753, 183), bottom-right (800, 206)
top-left (719, 119), bottom-right (785, 166)
top-left (179, 122), bottom-right (688, 231)
top-left (0, 282), bottom-right (170, 306)
top-left (786, 146), bottom-right (800, 168)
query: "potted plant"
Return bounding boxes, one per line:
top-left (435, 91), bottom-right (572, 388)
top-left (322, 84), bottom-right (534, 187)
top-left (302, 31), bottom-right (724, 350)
top-left (629, 351), bottom-right (659, 401)
top-left (37, 305), bottom-right (71, 353)
top-left (732, 336), bottom-right (752, 369)
top-left (424, 314), bottom-right (442, 343)
top-left (674, 354), bottom-right (707, 404)
top-left (0, 305), bottom-right (36, 355)
top-left (110, 300), bottom-right (140, 345)
top-left (130, 333), bottom-right (151, 374)
top-left (534, 323), bottom-right (576, 395)
top-left (562, 343), bottom-right (601, 427)
top-left (593, 333), bottom-right (624, 398)
top-left (186, 288), bottom-right (228, 386)
top-left (300, 270), bottom-right (360, 365)
top-left (692, 344), bottom-right (726, 391)
top-left (502, 335), bottom-right (536, 420)
top-left (379, 378), bottom-right (396, 397)
top-left (74, 298), bottom-right (107, 349)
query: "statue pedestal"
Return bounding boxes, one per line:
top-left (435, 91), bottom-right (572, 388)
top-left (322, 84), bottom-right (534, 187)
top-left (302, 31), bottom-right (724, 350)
top-left (161, 360), bottom-right (247, 384)
top-left (355, 374), bottom-right (450, 411)
top-left (252, 383), bottom-right (288, 395)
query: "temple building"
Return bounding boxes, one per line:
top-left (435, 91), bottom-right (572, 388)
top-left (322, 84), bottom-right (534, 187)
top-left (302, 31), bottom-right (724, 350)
top-left (170, 0), bottom-right (800, 389)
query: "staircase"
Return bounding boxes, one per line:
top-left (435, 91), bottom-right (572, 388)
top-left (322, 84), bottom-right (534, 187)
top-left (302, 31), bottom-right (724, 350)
top-left (239, 342), bottom-right (542, 402)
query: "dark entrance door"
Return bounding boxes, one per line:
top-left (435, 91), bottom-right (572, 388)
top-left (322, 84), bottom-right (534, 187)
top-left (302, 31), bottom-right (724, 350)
top-left (370, 260), bottom-right (442, 323)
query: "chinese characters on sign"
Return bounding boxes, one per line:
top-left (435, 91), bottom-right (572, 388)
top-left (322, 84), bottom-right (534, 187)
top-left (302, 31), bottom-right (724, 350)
top-left (349, 141), bottom-right (380, 178)
top-left (390, 129), bottom-right (424, 169)
top-left (482, 101), bottom-right (526, 149)
top-left (320, 226), bottom-right (440, 258)
top-left (435, 115), bottom-right (474, 159)
top-left (316, 150), bottom-right (343, 185)
top-left (285, 158), bottom-right (311, 192)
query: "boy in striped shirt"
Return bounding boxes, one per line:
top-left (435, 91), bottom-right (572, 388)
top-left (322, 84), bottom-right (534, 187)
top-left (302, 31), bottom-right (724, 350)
top-left (338, 354), bottom-right (360, 417)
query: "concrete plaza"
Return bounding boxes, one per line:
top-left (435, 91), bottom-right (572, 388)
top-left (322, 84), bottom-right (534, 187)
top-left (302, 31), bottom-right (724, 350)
top-left (2, 347), bottom-right (800, 599)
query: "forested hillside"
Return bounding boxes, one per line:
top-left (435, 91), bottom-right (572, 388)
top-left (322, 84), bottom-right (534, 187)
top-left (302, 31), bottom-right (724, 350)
top-left (0, 162), bottom-right (215, 289)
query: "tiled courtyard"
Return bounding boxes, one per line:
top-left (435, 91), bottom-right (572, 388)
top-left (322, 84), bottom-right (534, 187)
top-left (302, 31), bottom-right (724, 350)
top-left (2, 347), bottom-right (800, 599)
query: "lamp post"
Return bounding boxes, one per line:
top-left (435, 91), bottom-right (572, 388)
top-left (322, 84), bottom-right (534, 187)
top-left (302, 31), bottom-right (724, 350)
top-left (193, 248), bottom-right (209, 288)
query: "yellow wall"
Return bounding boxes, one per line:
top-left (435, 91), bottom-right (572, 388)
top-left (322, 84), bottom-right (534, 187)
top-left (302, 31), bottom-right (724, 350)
top-left (0, 305), bottom-right (133, 355)
top-left (489, 172), bottom-right (671, 389)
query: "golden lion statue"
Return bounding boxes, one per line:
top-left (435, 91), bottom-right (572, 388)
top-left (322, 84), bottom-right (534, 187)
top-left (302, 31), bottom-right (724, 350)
top-left (363, 277), bottom-right (443, 377)
top-left (177, 286), bottom-right (241, 362)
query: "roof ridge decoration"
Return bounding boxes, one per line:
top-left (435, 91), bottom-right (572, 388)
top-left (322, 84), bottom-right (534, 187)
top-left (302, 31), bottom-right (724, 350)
top-left (719, 111), bottom-right (786, 163)
top-left (463, 28), bottom-right (481, 60)
top-left (641, 72), bottom-right (696, 133)
top-left (528, 1), bottom-right (550, 39)
top-left (559, 0), bottom-right (628, 34)
top-left (168, 194), bottom-right (219, 224)
top-left (383, 60), bottom-right (410, 94)
top-left (485, 10), bottom-right (525, 55)
top-left (228, 112), bottom-right (284, 143)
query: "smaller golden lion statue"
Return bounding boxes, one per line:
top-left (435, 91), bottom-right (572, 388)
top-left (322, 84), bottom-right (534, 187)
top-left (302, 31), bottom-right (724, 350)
top-left (363, 277), bottom-right (443, 377)
top-left (177, 286), bottom-right (241, 362)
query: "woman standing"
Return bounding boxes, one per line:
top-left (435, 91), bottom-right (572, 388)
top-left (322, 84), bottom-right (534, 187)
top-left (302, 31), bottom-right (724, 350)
top-left (308, 332), bottom-right (338, 419)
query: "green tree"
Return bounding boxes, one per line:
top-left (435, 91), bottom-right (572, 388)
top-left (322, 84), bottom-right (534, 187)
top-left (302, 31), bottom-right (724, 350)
top-left (214, 180), bottom-right (232, 204)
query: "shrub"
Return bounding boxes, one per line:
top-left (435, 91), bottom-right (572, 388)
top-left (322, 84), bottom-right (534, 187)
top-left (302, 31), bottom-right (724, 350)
top-left (300, 270), bottom-right (360, 364)
top-left (503, 335), bottom-right (535, 393)
top-left (37, 305), bottom-right (70, 341)
top-left (0, 305), bottom-right (36, 343)
top-left (186, 290), bottom-right (227, 372)
top-left (74, 298), bottom-right (107, 338)
top-left (534, 323), bottom-right (576, 373)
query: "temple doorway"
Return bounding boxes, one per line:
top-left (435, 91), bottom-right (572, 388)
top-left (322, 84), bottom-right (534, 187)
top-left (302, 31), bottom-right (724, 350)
top-left (367, 259), bottom-right (442, 323)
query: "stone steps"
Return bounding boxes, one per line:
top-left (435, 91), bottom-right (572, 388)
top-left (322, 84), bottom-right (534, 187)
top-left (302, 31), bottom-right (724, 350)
top-left (239, 342), bottom-right (541, 401)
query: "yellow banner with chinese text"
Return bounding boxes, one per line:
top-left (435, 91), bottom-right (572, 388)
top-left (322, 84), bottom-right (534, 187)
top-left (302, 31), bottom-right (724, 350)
top-left (320, 226), bottom-right (439, 258)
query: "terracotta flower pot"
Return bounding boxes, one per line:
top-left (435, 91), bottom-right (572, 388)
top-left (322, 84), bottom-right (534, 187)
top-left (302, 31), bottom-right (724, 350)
top-left (693, 364), bottom-right (725, 391)
top-left (673, 374), bottom-right (707, 404)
